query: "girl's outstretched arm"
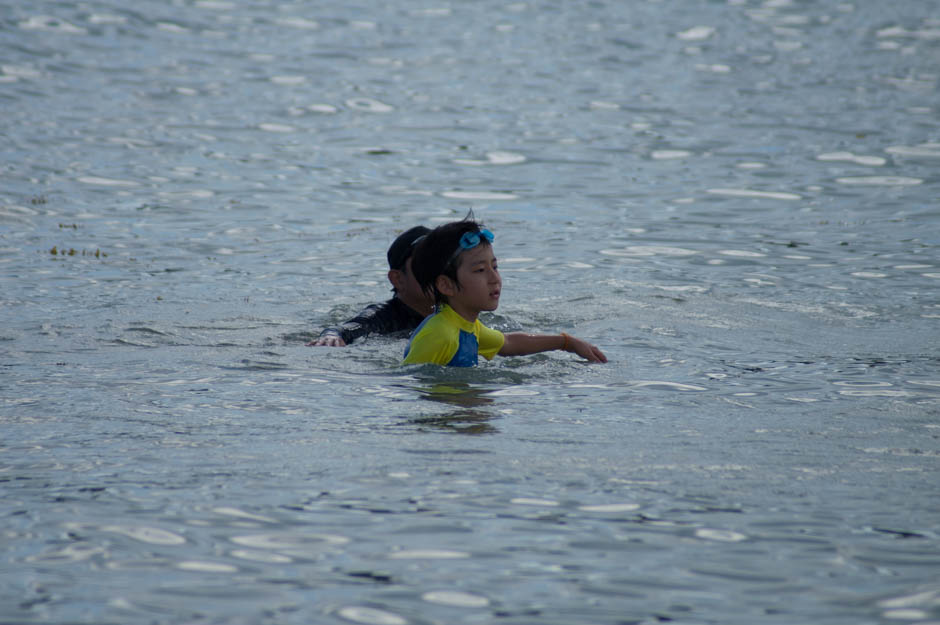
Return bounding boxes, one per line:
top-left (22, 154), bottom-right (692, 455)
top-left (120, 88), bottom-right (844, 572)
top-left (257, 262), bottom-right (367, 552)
top-left (499, 332), bottom-right (607, 363)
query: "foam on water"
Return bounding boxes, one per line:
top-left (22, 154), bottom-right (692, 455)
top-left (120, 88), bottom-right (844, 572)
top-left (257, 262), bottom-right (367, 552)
top-left (337, 607), bottom-right (407, 625)
top-left (422, 590), bottom-right (491, 608)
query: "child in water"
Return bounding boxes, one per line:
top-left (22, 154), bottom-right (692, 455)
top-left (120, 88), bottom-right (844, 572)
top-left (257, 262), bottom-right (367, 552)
top-left (402, 215), bottom-right (607, 367)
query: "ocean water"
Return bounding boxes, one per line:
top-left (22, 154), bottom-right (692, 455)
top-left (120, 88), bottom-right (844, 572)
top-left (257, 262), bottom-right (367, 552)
top-left (2, 1), bottom-right (939, 624)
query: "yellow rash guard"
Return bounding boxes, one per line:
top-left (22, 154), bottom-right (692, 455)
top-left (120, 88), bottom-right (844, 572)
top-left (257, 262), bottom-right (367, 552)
top-left (402, 304), bottom-right (505, 367)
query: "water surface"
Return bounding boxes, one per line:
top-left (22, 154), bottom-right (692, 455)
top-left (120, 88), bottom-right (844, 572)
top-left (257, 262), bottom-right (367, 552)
top-left (2, 1), bottom-right (939, 624)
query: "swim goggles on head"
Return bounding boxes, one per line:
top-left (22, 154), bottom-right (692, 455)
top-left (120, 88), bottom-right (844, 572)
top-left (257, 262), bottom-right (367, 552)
top-left (446, 229), bottom-right (494, 268)
top-left (459, 229), bottom-right (494, 250)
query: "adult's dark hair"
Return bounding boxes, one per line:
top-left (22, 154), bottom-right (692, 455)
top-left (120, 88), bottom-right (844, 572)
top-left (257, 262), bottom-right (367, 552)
top-left (411, 213), bottom-right (487, 307)
top-left (387, 225), bottom-right (431, 270)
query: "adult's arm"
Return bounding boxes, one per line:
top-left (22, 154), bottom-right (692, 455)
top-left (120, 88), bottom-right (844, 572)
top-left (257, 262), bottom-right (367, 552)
top-left (308, 299), bottom-right (423, 347)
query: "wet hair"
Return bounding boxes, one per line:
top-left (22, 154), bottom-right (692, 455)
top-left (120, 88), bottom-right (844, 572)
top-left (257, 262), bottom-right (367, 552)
top-left (387, 225), bottom-right (430, 294)
top-left (387, 225), bottom-right (431, 270)
top-left (411, 213), bottom-right (488, 307)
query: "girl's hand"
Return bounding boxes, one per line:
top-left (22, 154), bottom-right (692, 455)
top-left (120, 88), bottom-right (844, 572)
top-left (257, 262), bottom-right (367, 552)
top-left (566, 335), bottom-right (607, 363)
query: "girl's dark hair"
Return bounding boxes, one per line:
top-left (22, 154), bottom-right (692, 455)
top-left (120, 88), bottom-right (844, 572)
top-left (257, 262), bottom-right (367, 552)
top-left (411, 212), bottom-right (487, 307)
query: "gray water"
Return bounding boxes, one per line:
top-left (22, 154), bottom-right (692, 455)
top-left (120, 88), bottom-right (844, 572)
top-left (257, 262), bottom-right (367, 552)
top-left (2, 1), bottom-right (940, 624)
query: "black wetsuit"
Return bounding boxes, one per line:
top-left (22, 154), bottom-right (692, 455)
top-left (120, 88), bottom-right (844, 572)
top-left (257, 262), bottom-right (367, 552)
top-left (318, 298), bottom-right (426, 345)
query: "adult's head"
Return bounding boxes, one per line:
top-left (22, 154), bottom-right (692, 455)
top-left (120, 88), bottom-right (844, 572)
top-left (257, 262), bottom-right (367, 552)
top-left (387, 225), bottom-right (430, 271)
top-left (386, 225), bottom-right (434, 315)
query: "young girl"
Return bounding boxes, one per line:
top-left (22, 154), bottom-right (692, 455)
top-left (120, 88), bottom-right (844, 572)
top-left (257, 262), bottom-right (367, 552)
top-left (402, 215), bottom-right (607, 367)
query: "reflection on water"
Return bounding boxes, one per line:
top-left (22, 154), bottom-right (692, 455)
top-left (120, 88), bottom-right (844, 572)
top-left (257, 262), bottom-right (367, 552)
top-left (411, 383), bottom-right (499, 434)
top-left (2, 0), bottom-right (940, 623)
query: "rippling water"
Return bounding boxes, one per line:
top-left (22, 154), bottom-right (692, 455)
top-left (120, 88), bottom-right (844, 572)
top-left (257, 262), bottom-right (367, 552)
top-left (2, 1), bottom-right (939, 624)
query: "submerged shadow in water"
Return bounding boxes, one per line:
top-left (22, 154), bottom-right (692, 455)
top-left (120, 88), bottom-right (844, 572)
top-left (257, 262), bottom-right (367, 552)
top-left (408, 383), bottom-right (499, 435)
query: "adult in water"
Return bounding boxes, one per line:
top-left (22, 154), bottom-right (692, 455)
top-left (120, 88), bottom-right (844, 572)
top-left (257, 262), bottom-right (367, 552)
top-left (309, 226), bottom-right (435, 346)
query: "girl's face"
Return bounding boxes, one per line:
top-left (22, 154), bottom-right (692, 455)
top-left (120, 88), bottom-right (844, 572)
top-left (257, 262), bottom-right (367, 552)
top-left (443, 243), bottom-right (501, 321)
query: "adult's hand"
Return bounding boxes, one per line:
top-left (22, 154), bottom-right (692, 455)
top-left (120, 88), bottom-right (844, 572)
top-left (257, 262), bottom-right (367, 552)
top-left (307, 335), bottom-right (347, 347)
